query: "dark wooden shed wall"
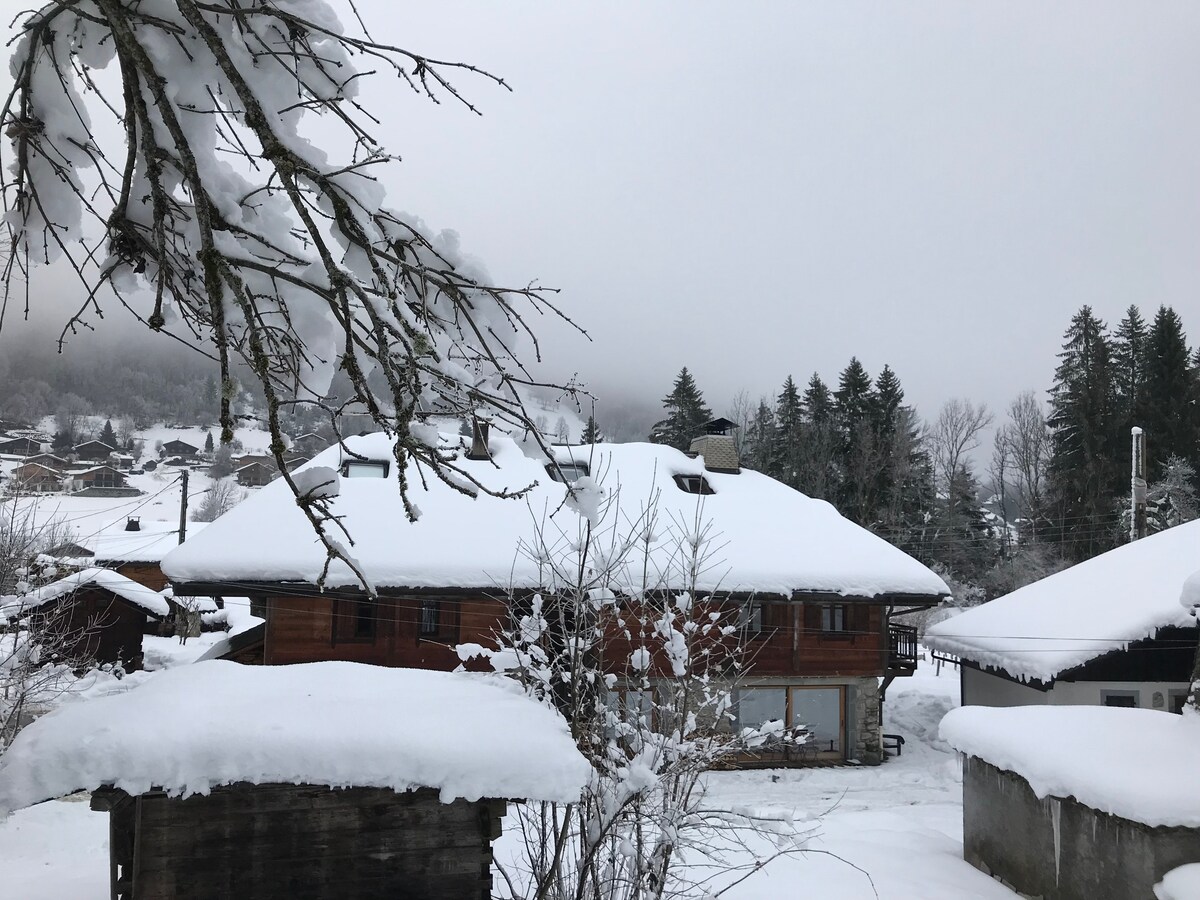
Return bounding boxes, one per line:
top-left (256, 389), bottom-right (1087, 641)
top-left (93, 784), bottom-right (502, 900)
top-left (19, 588), bottom-right (151, 670)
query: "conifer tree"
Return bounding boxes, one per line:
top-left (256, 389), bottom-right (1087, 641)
top-left (798, 373), bottom-right (837, 500)
top-left (1047, 306), bottom-right (1119, 559)
top-left (580, 415), bottom-right (603, 444)
top-left (98, 419), bottom-right (117, 449)
top-left (770, 376), bottom-right (804, 488)
top-left (649, 367), bottom-right (712, 452)
top-left (1142, 306), bottom-right (1197, 481)
top-left (802, 373), bottom-right (834, 424)
top-left (743, 400), bottom-right (776, 475)
top-left (204, 431), bottom-right (215, 454)
top-left (1111, 305), bottom-right (1148, 439)
top-left (833, 358), bottom-right (878, 523)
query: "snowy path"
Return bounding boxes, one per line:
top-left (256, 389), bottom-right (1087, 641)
top-left (0, 662), bottom-right (1017, 899)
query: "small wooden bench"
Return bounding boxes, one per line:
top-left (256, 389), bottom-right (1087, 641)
top-left (883, 733), bottom-right (905, 757)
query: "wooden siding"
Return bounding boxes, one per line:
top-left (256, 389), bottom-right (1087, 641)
top-left (262, 594), bottom-right (888, 678)
top-left (93, 784), bottom-right (501, 900)
top-left (20, 588), bottom-right (150, 671)
top-left (112, 562), bottom-right (169, 592)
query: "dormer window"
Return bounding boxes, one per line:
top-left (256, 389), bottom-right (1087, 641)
top-left (673, 474), bottom-right (714, 495)
top-left (546, 461), bottom-right (590, 484)
top-left (341, 460), bottom-right (389, 478)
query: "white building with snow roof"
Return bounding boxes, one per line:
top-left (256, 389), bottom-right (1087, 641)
top-left (163, 428), bottom-right (949, 765)
top-left (925, 519), bottom-right (1200, 713)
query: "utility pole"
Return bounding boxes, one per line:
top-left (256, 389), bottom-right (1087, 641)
top-left (178, 470), bottom-right (189, 545)
top-left (1130, 427), bottom-right (1147, 541)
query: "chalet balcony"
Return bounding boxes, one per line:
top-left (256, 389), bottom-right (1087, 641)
top-left (887, 623), bottom-right (919, 674)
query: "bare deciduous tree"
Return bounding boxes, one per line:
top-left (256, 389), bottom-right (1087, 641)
top-left (3, 0), bottom-right (584, 589)
top-left (1000, 391), bottom-right (1051, 533)
top-left (191, 476), bottom-right (243, 523)
top-left (927, 398), bottom-right (993, 518)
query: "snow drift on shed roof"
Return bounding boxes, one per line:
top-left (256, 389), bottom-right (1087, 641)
top-left (0, 661), bottom-right (590, 814)
top-left (0, 567), bottom-right (170, 620)
top-left (941, 705), bottom-right (1200, 828)
top-left (924, 520), bottom-right (1200, 682)
top-left (162, 432), bottom-right (948, 598)
top-left (57, 520), bottom-right (205, 564)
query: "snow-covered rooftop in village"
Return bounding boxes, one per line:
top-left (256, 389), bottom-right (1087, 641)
top-left (924, 519), bottom-right (1200, 682)
top-left (162, 432), bottom-right (949, 598)
top-left (0, 661), bottom-right (590, 814)
top-left (0, 567), bottom-right (170, 621)
top-left (941, 705), bottom-right (1200, 828)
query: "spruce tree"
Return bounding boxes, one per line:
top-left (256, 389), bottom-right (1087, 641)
top-left (743, 400), bottom-right (776, 475)
top-left (649, 367), bottom-right (712, 451)
top-left (1142, 306), bottom-right (1197, 481)
top-left (580, 415), bottom-right (603, 444)
top-left (833, 358), bottom-right (878, 523)
top-left (1046, 306), bottom-right (1119, 559)
top-left (98, 419), bottom-right (118, 448)
top-left (204, 430), bottom-right (215, 454)
top-left (1111, 304), bottom-right (1148, 438)
top-left (798, 373), bottom-right (837, 500)
top-left (802, 373), bottom-right (833, 424)
top-left (770, 376), bottom-right (804, 488)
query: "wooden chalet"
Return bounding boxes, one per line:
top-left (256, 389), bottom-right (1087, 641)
top-left (73, 439), bottom-right (119, 461)
top-left (22, 452), bottom-right (68, 471)
top-left (51, 519), bottom-right (199, 592)
top-left (11, 461), bottom-right (64, 493)
top-left (166, 430), bottom-right (948, 766)
top-left (0, 435), bottom-right (43, 456)
top-left (161, 438), bottom-right (200, 457)
top-left (0, 663), bottom-right (589, 900)
top-left (67, 465), bottom-right (130, 492)
top-left (235, 461), bottom-right (275, 487)
top-left (291, 432), bottom-right (328, 455)
top-left (0, 568), bottom-right (170, 671)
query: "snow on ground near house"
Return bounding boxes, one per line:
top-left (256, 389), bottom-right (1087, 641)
top-left (0, 661), bottom-right (590, 814)
top-left (941, 704), bottom-right (1200, 828)
top-left (0, 567), bottom-right (170, 619)
top-left (164, 432), bottom-right (949, 599)
top-left (925, 519), bottom-right (1200, 682)
top-left (0, 661), bottom-right (1015, 899)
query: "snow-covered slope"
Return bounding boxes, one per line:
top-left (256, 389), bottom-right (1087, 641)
top-left (163, 432), bottom-right (949, 598)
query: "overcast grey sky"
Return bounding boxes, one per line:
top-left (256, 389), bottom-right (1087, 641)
top-left (351, 1), bottom-right (1200, 423)
top-left (8, 2), bottom-right (1200, 432)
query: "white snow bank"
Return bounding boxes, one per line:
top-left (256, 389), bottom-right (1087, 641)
top-left (925, 520), bottom-right (1200, 682)
top-left (1156, 864), bottom-right (1200, 900)
top-left (0, 661), bottom-right (588, 814)
top-left (1181, 569), bottom-right (1200, 614)
top-left (941, 705), bottom-right (1200, 827)
top-left (163, 432), bottom-right (948, 599)
top-left (0, 567), bottom-right (170, 620)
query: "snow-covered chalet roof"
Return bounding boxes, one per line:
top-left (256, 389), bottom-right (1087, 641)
top-left (162, 432), bottom-right (949, 599)
top-left (941, 705), bottom-right (1200, 828)
top-left (53, 520), bottom-right (207, 565)
top-left (0, 661), bottom-right (590, 813)
top-left (925, 519), bottom-right (1200, 682)
top-left (0, 567), bottom-right (171, 621)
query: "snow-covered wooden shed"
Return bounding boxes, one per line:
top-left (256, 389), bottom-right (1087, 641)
top-left (0, 568), bottom-right (170, 671)
top-left (0, 661), bottom-right (589, 900)
top-left (925, 520), bottom-right (1200, 712)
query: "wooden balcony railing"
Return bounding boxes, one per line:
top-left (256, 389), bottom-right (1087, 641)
top-left (887, 623), bottom-right (918, 672)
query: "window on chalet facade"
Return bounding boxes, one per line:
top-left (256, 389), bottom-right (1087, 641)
top-left (672, 474), bottom-right (714, 495)
top-left (741, 601), bottom-right (791, 636)
top-left (417, 599), bottom-right (459, 642)
top-left (804, 602), bottom-right (868, 638)
top-left (332, 597), bottom-right (377, 643)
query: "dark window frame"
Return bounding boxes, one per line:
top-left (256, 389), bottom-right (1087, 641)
top-left (332, 597), bottom-right (378, 644)
top-left (672, 473), bottom-right (715, 495)
top-left (545, 461), bottom-right (590, 484)
top-left (417, 598), bottom-right (460, 643)
top-left (1101, 689), bottom-right (1139, 708)
top-left (340, 459), bottom-right (390, 479)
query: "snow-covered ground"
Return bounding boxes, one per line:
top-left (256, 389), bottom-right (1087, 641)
top-left (0, 659), bottom-right (1016, 900)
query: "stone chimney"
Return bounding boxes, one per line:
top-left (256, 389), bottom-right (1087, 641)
top-left (466, 418), bottom-right (492, 461)
top-left (687, 418), bottom-right (740, 474)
